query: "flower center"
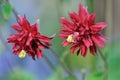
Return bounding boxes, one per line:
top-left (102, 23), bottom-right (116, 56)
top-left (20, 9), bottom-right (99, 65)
top-left (18, 50), bottom-right (26, 58)
top-left (66, 34), bottom-right (74, 43)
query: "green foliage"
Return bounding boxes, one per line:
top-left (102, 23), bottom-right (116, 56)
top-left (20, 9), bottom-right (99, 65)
top-left (64, 49), bottom-right (96, 71)
top-left (86, 0), bottom-right (94, 13)
top-left (45, 67), bottom-right (75, 80)
top-left (108, 40), bottom-right (120, 80)
top-left (45, 67), bottom-right (63, 80)
top-left (0, 1), bottom-right (2, 4)
top-left (86, 71), bottom-right (104, 80)
top-left (63, 76), bottom-right (75, 80)
top-left (61, 0), bottom-right (71, 3)
top-left (2, 2), bottom-right (12, 20)
top-left (5, 69), bottom-right (35, 80)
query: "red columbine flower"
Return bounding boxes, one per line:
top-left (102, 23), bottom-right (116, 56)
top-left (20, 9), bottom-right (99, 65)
top-left (7, 15), bottom-right (54, 60)
top-left (60, 4), bottom-right (107, 56)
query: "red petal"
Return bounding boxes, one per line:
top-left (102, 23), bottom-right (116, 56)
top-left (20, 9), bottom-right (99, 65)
top-left (80, 44), bottom-right (87, 56)
top-left (31, 23), bottom-right (39, 35)
top-left (82, 36), bottom-right (93, 48)
top-left (62, 40), bottom-right (70, 46)
top-left (97, 34), bottom-right (107, 42)
top-left (38, 44), bottom-right (46, 49)
top-left (60, 30), bottom-right (71, 38)
top-left (12, 24), bottom-right (21, 32)
top-left (70, 44), bottom-right (78, 53)
top-left (37, 34), bottom-right (53, 43)
top-left (18, 15), bottom-right (30, 30)
top-left (79, 4), bottom-right (89, 22)
top-left (26, 36), bottom-right (32, 46)
top-left (88, 13), bottom-right (96, 26)
top-left (60, 17), bottom-right (74, 31)
top-left (92, 34), bottom-right (107, 47)
top-left (91, 22), bottom-right (107, 34)
top-left (69, 12), bottom-right (80, 24)
top-left (36, 49), bottom-right (43, 59)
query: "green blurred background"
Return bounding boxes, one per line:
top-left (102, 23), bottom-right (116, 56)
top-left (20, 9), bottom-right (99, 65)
top-left (0, 0), bottom-right (120, 80)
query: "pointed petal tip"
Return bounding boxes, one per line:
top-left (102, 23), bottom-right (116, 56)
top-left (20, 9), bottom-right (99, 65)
top-left (36, 19), bottom-right (40, 24)
top-left (51, 34), bottom-right (56, 38)
top-left (62, 40), bottom-right (70, 47)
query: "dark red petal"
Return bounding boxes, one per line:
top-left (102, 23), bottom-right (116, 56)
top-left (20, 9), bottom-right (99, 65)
top-left (62, 40), bottom-right (70, 46)
top-left (88, 13), bottom-right (96, 26)
top-left (28, 52), bottom-right (35, 60)
top-left (80, 44), bottom-right (87, 56)
top-left (90, 45), bottom-right (96, 55)
top-left (37, 34), bottom-right (53, 43)
top-left (79, 4), bottom-right (89, 22)
top-left (36, 49), bottom-right (43, 59)
top-left (91, 22), bottom-right (107, 34)
top-left (69, 12), bottom-right (80, 24)
top-left (60, 17), bottom-right (74, 31)
top-left (70, 43), bottom-right (78, 53)
top-left (92, 34), bottom-right (107, 47)
top-left (76, 49), bottom-right (80, 55)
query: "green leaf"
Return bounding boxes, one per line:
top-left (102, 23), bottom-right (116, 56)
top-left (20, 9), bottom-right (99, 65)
top-left (2, 2), bottom-right (12, 20)
top-left (86, 71), bottom-right (104, 80)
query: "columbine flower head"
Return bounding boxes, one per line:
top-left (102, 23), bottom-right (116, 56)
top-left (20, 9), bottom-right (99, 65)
top-left (60, 4), bottom-right (107, 56)
top-left (7, 15), bottom-right (54, 60)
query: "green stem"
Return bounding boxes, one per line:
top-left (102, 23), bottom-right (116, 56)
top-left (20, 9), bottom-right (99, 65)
top-left (97, 47), bottom-right (108, 80)
top-left (49, 47), bottom-right (76, 79)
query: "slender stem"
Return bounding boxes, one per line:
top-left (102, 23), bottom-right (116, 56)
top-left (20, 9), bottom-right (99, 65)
top-left (97, 47), bottom-right (108, 80)
top-left (12, 8), bottom-right (19, 19)
top-left (44, 54), bottom-right (56, 71)
top-left (48, 47), bottom-right (76, 79)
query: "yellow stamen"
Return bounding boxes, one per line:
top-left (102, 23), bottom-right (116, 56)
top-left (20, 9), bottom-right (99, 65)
top-left (66, 35), bottom-right (74, 43)
top-left (18, 50), bottom-right (26, 58)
